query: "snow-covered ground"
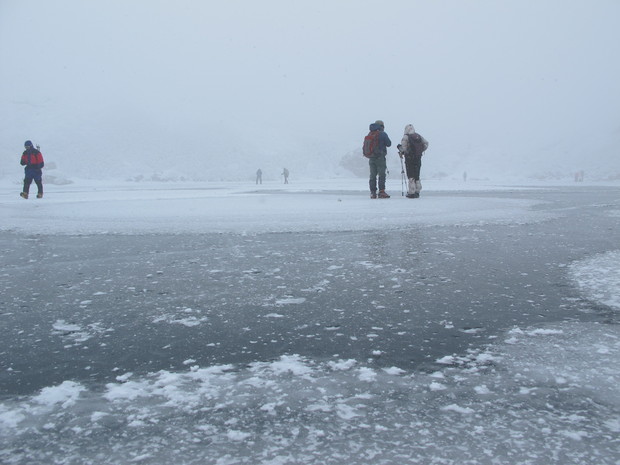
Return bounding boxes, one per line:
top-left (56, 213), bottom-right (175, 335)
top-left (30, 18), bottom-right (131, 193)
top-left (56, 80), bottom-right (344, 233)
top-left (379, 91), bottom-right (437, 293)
top-left (0, 178), bottom-right (619, 464)
top-left (0, 177), bottom-right (572, 235)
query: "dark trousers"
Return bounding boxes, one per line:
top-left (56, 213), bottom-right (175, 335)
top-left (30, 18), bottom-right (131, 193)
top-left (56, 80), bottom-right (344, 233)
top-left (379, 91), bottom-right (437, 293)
top-left (23, 169), bottom-right (43, 194)
top-left (23, 178), bottom-right (43, 195)
top-left (368, 156), bottom-right (387, 192)
top-left (404, 154), bottom-right (421, 180)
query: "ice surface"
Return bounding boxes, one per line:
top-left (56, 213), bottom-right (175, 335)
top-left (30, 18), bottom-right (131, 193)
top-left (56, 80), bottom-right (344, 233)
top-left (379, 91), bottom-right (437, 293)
top-left (0, 322), bottom-right (618, 464)
top-left (0, 179), bottom-right (619, 464)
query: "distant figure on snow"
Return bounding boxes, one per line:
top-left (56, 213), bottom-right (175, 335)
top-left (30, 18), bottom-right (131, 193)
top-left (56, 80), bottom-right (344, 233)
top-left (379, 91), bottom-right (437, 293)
top-left (574, 170), bottom-right (585, 182)
top-left (256, 168), bottom-right (263, 184)
top-left (364, 120), bottom-right (392, 198)
top-left (282, 168), bottom-right (289, 184)
top-left (20, 140), bottom-right (45, 199)
top-left (397, 124), bottom-right (428, 198)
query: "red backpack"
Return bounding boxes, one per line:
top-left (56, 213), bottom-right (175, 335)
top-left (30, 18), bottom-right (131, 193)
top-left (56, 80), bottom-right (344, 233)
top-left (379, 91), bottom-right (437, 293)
top-left (362, 131), bottom-right (380, 158)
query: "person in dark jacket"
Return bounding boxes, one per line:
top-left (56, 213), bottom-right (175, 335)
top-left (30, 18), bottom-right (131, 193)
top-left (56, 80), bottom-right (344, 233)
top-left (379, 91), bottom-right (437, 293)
top-left (367, 120), bottom-right (392, 198)
top-left (20, 140), bottom-right (45, 199)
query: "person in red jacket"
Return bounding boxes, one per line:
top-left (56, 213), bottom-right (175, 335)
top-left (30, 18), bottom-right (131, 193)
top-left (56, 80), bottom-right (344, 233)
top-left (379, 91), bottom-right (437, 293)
top-left (20, 140), bottom-right (45, 199)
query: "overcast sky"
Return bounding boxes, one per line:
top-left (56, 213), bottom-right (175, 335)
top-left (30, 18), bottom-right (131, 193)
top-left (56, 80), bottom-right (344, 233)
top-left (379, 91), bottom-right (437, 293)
top-left (1, 0), bottom-right (619, 180)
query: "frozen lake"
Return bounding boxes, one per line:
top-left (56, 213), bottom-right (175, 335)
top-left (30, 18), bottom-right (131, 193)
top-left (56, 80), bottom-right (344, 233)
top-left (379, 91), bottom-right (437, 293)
top-left (1, 179), bottom-right (619, 464)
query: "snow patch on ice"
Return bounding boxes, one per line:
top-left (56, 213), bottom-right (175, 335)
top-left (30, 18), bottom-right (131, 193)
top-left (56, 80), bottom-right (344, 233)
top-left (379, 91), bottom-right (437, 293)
top-left (1, 340), bottom-right (618, 464)
top-left (52, 320), bottom-right (82, 332)
top-left (33, 381), bottom-right (85, 408)
top-left (275, 297), bottom-right (306, 305)
top-left (440, 404), bottom-right (475, 415)
top-left (570, 250), bottom-right (620, 311)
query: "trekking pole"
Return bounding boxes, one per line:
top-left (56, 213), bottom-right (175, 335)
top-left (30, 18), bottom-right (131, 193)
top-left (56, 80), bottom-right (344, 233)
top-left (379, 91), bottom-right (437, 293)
top-left (399, 156), bottom-right (406, 196)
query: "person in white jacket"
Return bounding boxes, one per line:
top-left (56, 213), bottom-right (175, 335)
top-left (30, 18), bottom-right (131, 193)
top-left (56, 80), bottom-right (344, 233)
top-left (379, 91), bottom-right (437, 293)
top-left (398, 124), bottom-right (428, 198)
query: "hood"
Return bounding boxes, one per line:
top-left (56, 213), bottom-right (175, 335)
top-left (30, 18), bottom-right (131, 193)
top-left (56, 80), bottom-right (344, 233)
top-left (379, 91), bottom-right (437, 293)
top-left (369, 123), bottom-right (381, 131)
top-left (404, 124), bottom-right (415, 135)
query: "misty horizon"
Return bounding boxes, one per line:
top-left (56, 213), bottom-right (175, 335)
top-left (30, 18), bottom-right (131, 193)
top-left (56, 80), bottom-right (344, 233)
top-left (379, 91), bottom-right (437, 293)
top-left (1, 0), bottom-right (619, 182)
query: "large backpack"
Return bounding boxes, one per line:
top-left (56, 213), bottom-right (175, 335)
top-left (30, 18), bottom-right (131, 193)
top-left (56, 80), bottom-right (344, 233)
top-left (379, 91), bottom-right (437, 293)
top-left (362, 131), bottom-right (380, 158)
top-left (22, 148), bottom-right (44, 169)
top-left (407, 133), bottom-right (427, 157)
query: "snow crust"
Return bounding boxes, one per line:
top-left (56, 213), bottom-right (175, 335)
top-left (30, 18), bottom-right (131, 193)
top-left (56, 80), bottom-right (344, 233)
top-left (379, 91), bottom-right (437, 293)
top-left (0, 178), bottom-right (554, 236)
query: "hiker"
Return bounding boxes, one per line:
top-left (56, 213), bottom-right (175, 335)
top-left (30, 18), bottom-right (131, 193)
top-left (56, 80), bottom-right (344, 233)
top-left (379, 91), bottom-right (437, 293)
top-left (282, 168), bottom-right (289, 184)
top-left (398, 124), bottom-right (428, 198)
top-left (366, 120), bottom-right (392, 198)
top-left (256, 168), bottom-right (263, 184)
top-left (20, 140), bottom-right (45, 199)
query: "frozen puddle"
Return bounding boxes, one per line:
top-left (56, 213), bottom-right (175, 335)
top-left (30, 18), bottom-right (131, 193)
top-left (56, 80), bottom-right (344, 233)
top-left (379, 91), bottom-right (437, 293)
top-left (1, 254), bottom-right (619, 464)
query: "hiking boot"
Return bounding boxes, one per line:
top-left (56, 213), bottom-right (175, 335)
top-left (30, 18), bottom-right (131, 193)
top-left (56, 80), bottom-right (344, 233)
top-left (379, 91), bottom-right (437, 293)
top-left (370, 191), bottom-right (377, 199)
top-left (406, 193), bottom-right (416, 198)
top-left (20, 192), bottom-right (28, 199)
top-left (378, 190), bottom-right (390, 199)
top-left (36, 193), bottom-right (43, 199)
top-left (413, 192), bottom-right (420, 198)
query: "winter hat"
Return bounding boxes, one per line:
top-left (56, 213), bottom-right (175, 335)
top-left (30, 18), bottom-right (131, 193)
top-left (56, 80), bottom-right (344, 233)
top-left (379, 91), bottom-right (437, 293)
top-left (24, 140), bottom-right (33, 148)
top-left (374, 120), bottom-right (385, 127)
top-left (404, 124), bottom-right (415, 134)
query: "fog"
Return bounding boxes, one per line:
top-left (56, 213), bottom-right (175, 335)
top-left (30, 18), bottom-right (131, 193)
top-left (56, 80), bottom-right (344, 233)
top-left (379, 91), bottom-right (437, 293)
top-left (1, 0), bottom-right (619, 182)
